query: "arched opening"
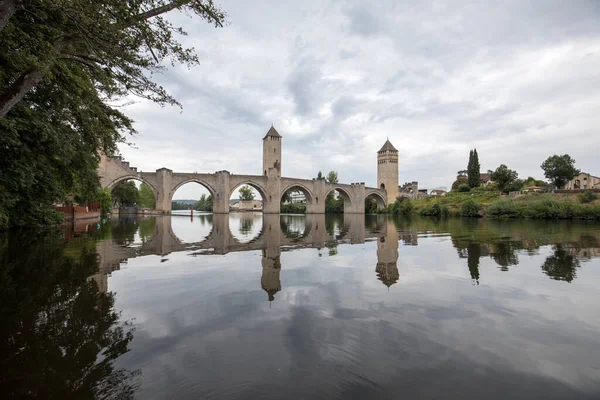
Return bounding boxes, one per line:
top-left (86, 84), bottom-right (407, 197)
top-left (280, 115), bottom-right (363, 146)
top-left (380, 183), bottom-right (385, 190)
top-left (109, 177), bottom-right (157, 214)
top-left (229, 182), bottom-right (267, 214)
top-left (325, 187), bottom-right (352, 214)
top-left (365, 192), bottom-right (386, 213)
top-left (280, 184), bottom-right (313, 214)
top-left (169, 181), bottom-right (215, 243)
top-left (280, 214), bottom-right (310, 240)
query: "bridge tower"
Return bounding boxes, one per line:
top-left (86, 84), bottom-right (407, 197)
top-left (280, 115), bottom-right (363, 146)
top-left (263, 125), bottom-right (282, 178)
top-left (377, 139), bottom-right (399, 205)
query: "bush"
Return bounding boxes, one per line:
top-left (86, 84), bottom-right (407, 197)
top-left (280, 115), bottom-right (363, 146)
top-left (280, 203), bottom-right (306, 214)
top-left (460, 198), bottom-right (480, 217)
top-left (521, 198), bottom-right (576, 219)
top-left (579, 190), bottom-right (597, 204)
top-left (487, 200), bottom-right (519, 218)
top-left (485, 182), bottom-right (499, 192)
top-left (0, 211), bottom-right (8, 230)
top-left (458, 183), bottom-right (471, 192)
top-left (98, 188), bottom-right (112, 216)
top-left (419, 203), bottom-right (451, 217)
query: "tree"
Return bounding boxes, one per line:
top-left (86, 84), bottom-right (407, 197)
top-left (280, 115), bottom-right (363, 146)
top-left (111, 181), bottom-right (139, 207)
top-left (238, 185), bottom-right (255, 201)
top-left (326, 171), bottom-right (339, 184)
top-left (523, 176), bottom-right (547, 187)
top-left (489, 164), bottom-right (519, 193)
top-left (317, 171), bottom-right (324, 180)
top-left (541, 154), bottom-right (580, 189)
top-left (194, 194), bottom-right (213, 211)
top-left (0, 0), bottom-right (227, 118)
top-left (138, 183), bottom-right (156, 208)
top-left (457, 170), bottom-right (468, 177)
top-left (0, 1), bottom-right (227, 228)
top-left (468, 149), bottom-right (480, 188)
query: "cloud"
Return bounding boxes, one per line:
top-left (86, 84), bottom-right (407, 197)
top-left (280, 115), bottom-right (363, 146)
top-left (117, 0), bottom-right (600, 199)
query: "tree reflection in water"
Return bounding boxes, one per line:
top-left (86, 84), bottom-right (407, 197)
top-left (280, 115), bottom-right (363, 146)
top-left (0, 230), bottom-right (139, 399)
top-left (541, 245), bottom-right (581, 282)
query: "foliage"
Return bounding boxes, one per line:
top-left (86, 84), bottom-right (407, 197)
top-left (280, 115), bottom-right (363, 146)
top-left (467, 149), bottom-right (481, 188)
top-left (486, 196), bottom-right (600, 220)
top-left (325, 192), bottom-right (344, 213)
top-left (326, 171), bottom-right (339, 184)
top-left (0, 0), bottom-right (227, 227)
top-left (505, 179), bottom-right (524, 193)
top-left (111, 181), bottom-right (139, 207)
top-left (317, 171), bottom-right (324, 180)
top-left (0, 230), bottom-right (138, 397)
top-left (489, 164), bottom-right (519, 193)
top-left (451, 176), bottom-right (468, 191)
top-left (194, 194), bottom-right (213, 212)
top-left (383, 198), bottom-right (414, 215)
top-left (98, 188), bottom-right (112, 216)
top-left (523, 176), bottom-right (546, 188)
top-left (280, 203), bottom-right (306, 214)
top-left (579, 190), bottom-right (597, 204)
top-left (486, 200), bottom-right (519, 218)
top-left (541, 154), bottom-right (580, 189)
top-left (171, 201), bottom-right (190, 210)
top-left (419, 203), bottom-right (450, 217)
top-left (458, 183), bottom-right (471, 193)
top-left (460, 198), bottom-right (480, 217)
top-left (138, 183), bottom-right (155, 208)
top-left (238, 185), bottom-right (255, 201)
top-left (541, 245), bottom-right (580, 282)
top-left (457, 170), bottom-right (468, 177)
top-left (365, 198), bottom-right (379, 214)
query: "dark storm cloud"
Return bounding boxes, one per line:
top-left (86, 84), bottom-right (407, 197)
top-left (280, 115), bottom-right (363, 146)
top-left (117, 0), bottom-right (600, 199)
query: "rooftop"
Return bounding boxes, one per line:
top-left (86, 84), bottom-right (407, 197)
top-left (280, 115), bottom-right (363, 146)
top-left (263, 125), bottom-right (281, 139)
top-left (378, 139), bottom-right (398, 152)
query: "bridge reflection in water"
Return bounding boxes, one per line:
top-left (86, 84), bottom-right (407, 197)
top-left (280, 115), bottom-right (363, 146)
top-left (94, 214), bottom-right (405, 300)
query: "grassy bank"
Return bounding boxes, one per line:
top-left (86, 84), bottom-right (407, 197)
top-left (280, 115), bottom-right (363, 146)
top-left (383, 190), bottom-right (600, 220)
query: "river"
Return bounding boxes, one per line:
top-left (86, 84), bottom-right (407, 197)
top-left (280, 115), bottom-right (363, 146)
top-left (1, 213), bottom-right (599, 399)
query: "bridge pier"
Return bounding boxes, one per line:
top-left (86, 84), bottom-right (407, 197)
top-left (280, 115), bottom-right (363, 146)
top-left (213, 171), bottom-right (231, 214)
top-left (155, 168), bottom-right (174, 213)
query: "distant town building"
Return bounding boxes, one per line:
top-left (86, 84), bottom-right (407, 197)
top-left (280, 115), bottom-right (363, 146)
top-left (430, 189), bottom-right (447, 197)
top-left (230, 199), bottom-right (263, 211)
top-left (479, 173), bottom-right (493, 187)
top-left (399, 181), bottom-right (419, 200)
top-left (565, 172), bottom-right (600, 190)
top-left (288, 191), bottom-right (306, 203)
top-left (524, 186), bottom-right (543, 193)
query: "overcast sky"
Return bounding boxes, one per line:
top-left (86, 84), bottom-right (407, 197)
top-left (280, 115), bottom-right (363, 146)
top-left (118, 0), bottom-right (600, 200)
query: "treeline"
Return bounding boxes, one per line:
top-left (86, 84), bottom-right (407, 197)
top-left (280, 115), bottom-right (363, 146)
top-left (111, 182), bottom-right (155, 208)
top-left (0, 2), bottom-right (226, 229)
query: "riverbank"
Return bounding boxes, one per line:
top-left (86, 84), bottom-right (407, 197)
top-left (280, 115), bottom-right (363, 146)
top-left (396, 191), bottom-right (600, 220)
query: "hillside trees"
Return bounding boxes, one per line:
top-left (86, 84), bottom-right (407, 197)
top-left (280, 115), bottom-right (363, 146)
top-left (541, 155), bottom-right (580, 189)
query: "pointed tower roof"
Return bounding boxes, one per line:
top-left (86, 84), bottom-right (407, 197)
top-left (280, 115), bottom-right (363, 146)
top-left (263, 125), bottom-right (281, 139)
top-left (378, 139), bottom-right (397, 152)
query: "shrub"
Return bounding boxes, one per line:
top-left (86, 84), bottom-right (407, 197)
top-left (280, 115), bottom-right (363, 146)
top-left (485, 182), bottom-right (499, 192)
top-left (280, 203), bottom-right (306, 214)
top-left (579, 190), bottom-right (597, 204)
top-left (487, 200), bottom-right (519, 218)
top-left (460, 198), bottom-right (480, 217)
top-left (399, 198), bottom-right (414, 215)
top-left (458, 183), bottom-right (471, 192)
top-left (419, 203), bottom-right (450, 217)
top-left (0, 211), bottom-right (8, 231)
top-left (521, 198), bottom-right (575, 219)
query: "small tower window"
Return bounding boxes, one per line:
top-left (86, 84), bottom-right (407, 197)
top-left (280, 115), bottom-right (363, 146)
top-left (380, 183), bottom-right (385, 190)
top-left (274, 148), bottom-right (276, 153)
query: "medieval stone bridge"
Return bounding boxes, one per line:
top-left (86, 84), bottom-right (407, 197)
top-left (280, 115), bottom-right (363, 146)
top-left (98, 126), bottom-right (400, 213)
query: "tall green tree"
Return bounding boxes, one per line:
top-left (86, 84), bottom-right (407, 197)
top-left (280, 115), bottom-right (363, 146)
top-left (111, 181), bottom-right (138, 207)
top-left (326, 171), bottom-right (339, 184)
top-left (468, 149), bottom-right (480, 188)
top-left (138, 183), bottom-right (155, 208)
top-left (194, 194), bottom-right (212, 211)
top-left (489, 164), bottom-right (519, 193)
top-left (317, 171), bottom-right (324, 180)
top-left (541, 154), bottom-right (580, 189)
top-left (238, 185), bottom-right (255, 201)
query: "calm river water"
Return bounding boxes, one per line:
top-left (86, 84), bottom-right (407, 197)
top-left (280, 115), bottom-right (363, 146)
top-left (1, 213), bottom-right (600, 399)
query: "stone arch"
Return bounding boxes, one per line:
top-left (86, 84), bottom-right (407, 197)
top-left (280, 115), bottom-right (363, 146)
top-left (325, 186), bottom-right (353, 213)
top-left (280, 182), bottom-right (314, 203)
top-left (105, 175), bottom-right (158, 208)
top-left (105, 175), bottom-right (157, 193)
top-left (365, 191), bottom-right (387, 209)
top-left (169, 178), bottom-right (217, 204)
